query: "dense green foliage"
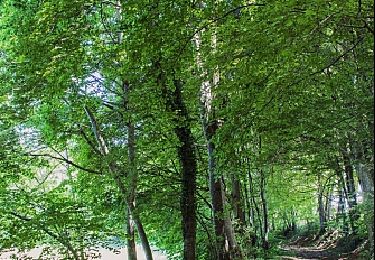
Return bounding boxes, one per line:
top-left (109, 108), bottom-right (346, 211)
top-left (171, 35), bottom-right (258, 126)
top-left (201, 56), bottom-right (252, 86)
top-left (0, 0), bottom-right (373, 259)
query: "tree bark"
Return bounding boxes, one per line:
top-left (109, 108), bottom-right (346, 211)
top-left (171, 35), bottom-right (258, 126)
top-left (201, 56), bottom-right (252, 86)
top-left (232, 175), bottom-right (245, 225)
top-left (128, 202), bottom-right (153, 260)
top-left (354, 160), bottom-right (374, 254)
top-left (318, 190), bottom-right (326, 235)
top-left (342, 149), bottom-right (358, 234)
top-left (123, 81), bottom-right (138, 260)
top-left (317, 174), bottom-right (326, 235)
top-left (247, 162), bottom-right (262, 247)
top-left (157, 69), bottom-right (197, 260)
top-left (336, 173), bottom-right (349, 235)
top-left (175, 125), bottom-right (198, 260)
top-left (127, 207), bottom-right (137, 260)
top-left (260, 169), bottom-right (269, 250)
top-left (194, 28), bottom-right (228, 259)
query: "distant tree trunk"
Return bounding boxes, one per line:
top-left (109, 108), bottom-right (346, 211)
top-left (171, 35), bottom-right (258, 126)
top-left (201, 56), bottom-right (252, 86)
top-left (247, 158), bottom-right (263, 245)
top-left (336, 176), bottom-right (349, 235)
top-left (318, 191), bottom-right (326, 235)
top-left (207, 138), bottom-right (226, 260)
top-left (260, 169), bottom-right (269, 250)
top-left (317, 174), bottom-right (326, 235)
top-left (353, 143), bottom-right (374, 254)
top-left (356, 163), bottom-right (374, 254)
top-left (242, 173), bottom-right (252, 227)
top-left (232, 175), bottom-right (245, 226)
top-left (221, 178), bottom-right (242, 259)
top-left (247, 163), bottom-right (262, 246)
top-left (324, 183), bottom-right (333, 227)
top-left (342, 149), bottom-right (358, 234)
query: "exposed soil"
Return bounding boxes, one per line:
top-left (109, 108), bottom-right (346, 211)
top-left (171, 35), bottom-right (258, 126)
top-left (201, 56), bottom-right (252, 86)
top-left (279, 231), bottom-right (368, 260)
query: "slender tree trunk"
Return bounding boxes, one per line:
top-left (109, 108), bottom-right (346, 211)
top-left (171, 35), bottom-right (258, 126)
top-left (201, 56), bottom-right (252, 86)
top-left (123, 80), bottom-right (152, 259)
top-left (127, 208), bottom-right (137, 260)
top-left (336, 178), bottom-right (348, 235)
top-left (259, 169), bottom-right (269, 250)
top-left (324, 184), bottom-right (333, 228)
top-left (232, 175), bottom-right (245, 225)
top-left (127, 202), bottom-right (153, 260)
top-left (115, 175), bottom-right (153, 260)
top-left (207, 139), bottom-right (226, 260)
top-left (317, 174), bottom-right (326, 235)
top-left (248, 164), bottom-right (262, 246)
top-left (354, 156), bottom-right (374, 254)
top-left (123, 81), bottom-right (139, 260)
top-left (221, 178), bottom-right (242, 259)
top-left (194, 28), bottom-right (232, 259)
top-left (84, 105), bottom-right (153, 260)
top-left (318, 190), bottom-right (326, 235)
top-left (342, 149), bottom-right (358, 234)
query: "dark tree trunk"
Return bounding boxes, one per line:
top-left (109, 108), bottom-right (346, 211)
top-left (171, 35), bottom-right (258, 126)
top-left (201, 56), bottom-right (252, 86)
top-left (175, 125), bottom-right (198, 260)
top-left (207, 139), bottom-right (226, 260)
top-left (157, 70), bottom-right (197, 260)
top-left (318, 191), bottom-right (326, 235)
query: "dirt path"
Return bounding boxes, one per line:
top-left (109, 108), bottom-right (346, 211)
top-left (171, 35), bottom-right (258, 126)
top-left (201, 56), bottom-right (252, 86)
top-left (279, 244), bottom-right (341, 259)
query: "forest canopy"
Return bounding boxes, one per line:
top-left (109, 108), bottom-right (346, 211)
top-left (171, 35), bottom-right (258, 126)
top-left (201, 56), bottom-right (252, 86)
top-left (0, 0), bottom-right (373, 259)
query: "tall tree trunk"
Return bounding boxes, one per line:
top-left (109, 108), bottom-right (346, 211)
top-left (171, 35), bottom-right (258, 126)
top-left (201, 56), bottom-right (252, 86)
top-left (194, 28), bottom-right (232, 259)
top-left (175, 124), bottom-right (198, 260)
top-left (157, 68), bottom-right (197, 260)
top-left (207, 139), bottom-right (226, 260)
top-left (123, 80), bottom-right (138, 260)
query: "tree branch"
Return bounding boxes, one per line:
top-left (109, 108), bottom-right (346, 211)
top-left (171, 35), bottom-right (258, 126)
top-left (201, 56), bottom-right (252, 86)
top-left (27, 153), bottom-right (103, 175)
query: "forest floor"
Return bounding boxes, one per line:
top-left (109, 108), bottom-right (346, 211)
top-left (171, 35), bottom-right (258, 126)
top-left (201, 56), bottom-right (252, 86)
top-left (279, 230), bottom-right (369, 260)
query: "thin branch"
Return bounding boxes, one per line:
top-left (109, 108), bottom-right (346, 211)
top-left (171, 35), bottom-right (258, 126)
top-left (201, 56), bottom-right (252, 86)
top-left (27, 153), bottom-right (103, 175)
top-left (79, 126), bottom-right (102, 155)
